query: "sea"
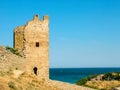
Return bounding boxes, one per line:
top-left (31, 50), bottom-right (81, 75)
top-left (50, 68), bottom-right (120, 84)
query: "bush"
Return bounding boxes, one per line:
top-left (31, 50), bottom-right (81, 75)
top-left (8, 81), bottom-right (17, 90)
top-left (76, 78), bottom-right (88, 85)
top-left (87, 74), bottom-right (98, 81)
top-left (102, 72), bottom-right (120, 81)
top-left (5, 46), bottom-right (21, 56)
top-left (102, 73), bottom-right (113, 80)
top-left (76, 74), bottom-right (98, 86)
top-left (113, 73), bottom-right (120, 80)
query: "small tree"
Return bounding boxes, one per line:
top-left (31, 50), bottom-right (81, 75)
top-left (102, 73), bottom-right (113, 81)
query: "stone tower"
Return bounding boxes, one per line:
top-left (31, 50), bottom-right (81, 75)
top-left (14, 15), bottom-right (49, 79)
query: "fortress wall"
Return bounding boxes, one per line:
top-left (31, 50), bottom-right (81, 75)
top-left (14, 26), bottom-right (24, 56)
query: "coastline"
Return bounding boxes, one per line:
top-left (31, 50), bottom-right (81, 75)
top-left (50, 68), bottom-right (120, 84)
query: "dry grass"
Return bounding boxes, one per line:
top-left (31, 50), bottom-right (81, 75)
top-left (0, 71), bottom-right (94, 90)
top-left (86, 80), bottom-right (120, 90)
top-left (0, 71), bottom-right (61, 90)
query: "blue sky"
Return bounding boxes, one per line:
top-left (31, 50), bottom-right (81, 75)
top-left (0, 0), bottom-right (120, 68)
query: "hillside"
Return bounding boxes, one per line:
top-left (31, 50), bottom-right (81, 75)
top-left (0, 46), bottom-right (25, 71)
top-left (0, 71), bottom-right (95, 90)
top-left (0, 46), bottom-right (94, 90)
top-left (76, 73), bottom-right (120, 90)
top-left (0, 71), bottom-right (62, 90)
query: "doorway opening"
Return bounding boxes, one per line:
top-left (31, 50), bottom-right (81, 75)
top-left (33, 67), bottom-right (38, 75)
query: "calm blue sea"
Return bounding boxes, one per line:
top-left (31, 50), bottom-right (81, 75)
top-left (50, 68), bottom-right (120, 84)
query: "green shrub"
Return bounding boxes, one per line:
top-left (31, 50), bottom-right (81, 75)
top-left (103, 73), bottom-right (113, 80)
top-left (102, 72), bottom-right (120, 81)
top-left (76, 74), bottom-right (98, 85)
top-left (76, 77), bottom-right (88, 85)
top-left (8, 81), bottom-right (17, 90)
top-left (113, 73), bottom-right (120, 80)
top-left (87, 74), bottom-right (98, 81)
top-left (5, 46), bottom-right (21, 56)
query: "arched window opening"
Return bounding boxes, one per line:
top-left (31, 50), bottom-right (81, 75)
top-left (33, 67), bottom-right (38, 75)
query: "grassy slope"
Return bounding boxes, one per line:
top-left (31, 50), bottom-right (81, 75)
top-left (0, 71), bottom-right (60, 90)
top-left (0, 46), bottom-right (60, 90)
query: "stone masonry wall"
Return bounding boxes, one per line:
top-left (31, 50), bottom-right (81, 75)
top-left (14, 15), bottom-right (49, 79)
top-left (14, 26), bottom-right (24, 56)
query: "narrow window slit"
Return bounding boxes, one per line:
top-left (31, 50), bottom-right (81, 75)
top-left (36, 42), bottom-right (39, 47)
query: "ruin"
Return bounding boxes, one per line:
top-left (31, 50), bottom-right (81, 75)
top-left (13, 15), bottom-right (94, 90)
top-left (14, 15), bottom-right (49, 79)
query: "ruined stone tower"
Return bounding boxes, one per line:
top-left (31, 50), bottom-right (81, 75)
top-left (14, 15), bottom-right (49, 79)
